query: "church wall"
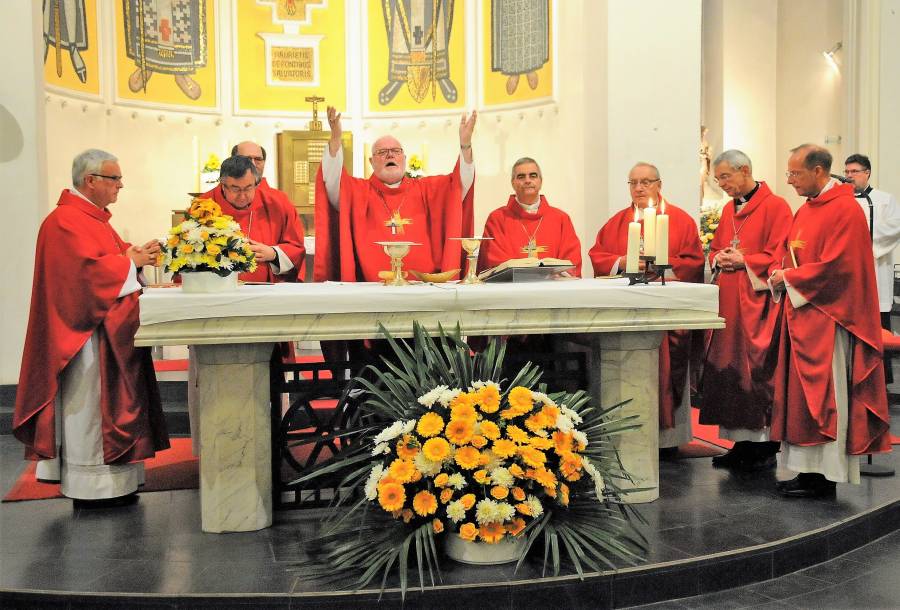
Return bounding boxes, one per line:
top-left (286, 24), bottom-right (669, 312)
top-left (878, 0), bottom-right (900, 200)
top-left (1, 0), bottom-right (47, 385)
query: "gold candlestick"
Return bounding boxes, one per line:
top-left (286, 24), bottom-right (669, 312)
top-left (375, 241), bottom-right (420, 286)
top-left (451, 237), bottom-right (493, 284)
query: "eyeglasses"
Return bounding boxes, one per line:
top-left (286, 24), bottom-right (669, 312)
top-left (90, 173), bottom-right (123, 183)
top-left (373, 147), bottom-right (404, 157)
top-left (221, 183), bottom-right (257, 195)
top-left (714, 173), bottom-right (734, 184)
top-left (785, 170), bottom-right (808, 179)
top-left (627, 179), bottom-right (660, 188)
top-left (844, 169), bottom-right (868, 175)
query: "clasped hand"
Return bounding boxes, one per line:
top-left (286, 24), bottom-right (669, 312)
top-left (126, 239), bottom-right (161, 267)
top-left (715, 247), bottom-right (745, 272)
top-left (248, 240), bottom-right (276, 263)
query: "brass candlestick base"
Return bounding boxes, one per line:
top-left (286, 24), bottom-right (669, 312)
top-left (451, 237), bottom-right (493, 284)
top-left (375, 241), bottom-right (420, 286)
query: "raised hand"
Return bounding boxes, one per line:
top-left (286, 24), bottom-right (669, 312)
top-left (327, 106), bottom-right (342, 156)
top-left (459, 110), bottom-right (477, 147)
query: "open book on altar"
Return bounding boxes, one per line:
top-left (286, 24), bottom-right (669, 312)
top-left (478, 257), bottom-right (575, 283)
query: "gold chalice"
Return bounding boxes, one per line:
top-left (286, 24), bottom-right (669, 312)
top-left (450, 237), bottom-right (493, 284)
top-left (375, 241), bottom-right (420, 286)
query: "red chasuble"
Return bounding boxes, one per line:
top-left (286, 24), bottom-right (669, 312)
top-left (699, 182), bottom-right (793, 430)
top-left (313, 163), bottom-right (474, 282)
top-left (771, 183), bottom-right (891, 454)
top-left (477, 195), bottom-right (583, 277)
top-left (588, 200), bottom-right (705, 430)
top-left (14, 190), bottom-right (169, 462)
top-left (201, 182), bottom-right (306, 282)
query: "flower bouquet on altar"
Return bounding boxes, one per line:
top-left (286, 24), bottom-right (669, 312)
top-left (699, 201), bottom-right (723, 255)
top-left (200, 153), bottom-right (221, 190)
top-left (162, 197), bottom-right (257, 277)
top-left (295, 323), bottom-right (647, 598)
top-left (405, 154), bottom-right (425, 178)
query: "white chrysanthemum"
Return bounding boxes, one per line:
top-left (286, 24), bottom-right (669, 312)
top-left (180, 219), bottom-right (199, 231)
top-left (418, 385), bottom-right (448, 408)
top-left (414, 452), bottom-right (442, 476)
top-left (364, 464), bottom-right (385, 500)
top-left (475, 498), bottom-right (502, 524)
top-left (496, 502), bottom-right (515, 522)
top-left (437, 388), bottom-right (461, 408)
top-left (583, 457), bottom-right (605, 498)
top-left (555, 414), bottom-right (574, 433)
top-left (373, 420), bottom-right (413, 445)
top-left (219, 258), bottom-right (235, 270)
top-left (185, 226), bottom-right (205, 243)
top-left (469, 380), bottom-right (500, 392)
top-left (572, 429), bottom-right (588, 449)
top-left (447, 473), bottom-right (466, 490)
top-left (489, 467), bottom-right (514, 488)
top-left (402, 420), bottom-right (416, 435)
top-left (446, 499), bottom-right (466, 522)
top-left (531, 391), bottom-right (556, 407)
top-left (371, 442), bottom-right (390, 456)
top-left (560, 405), bottom-right (583, 425)
top-left (525, 495), bottom-right (544, 518)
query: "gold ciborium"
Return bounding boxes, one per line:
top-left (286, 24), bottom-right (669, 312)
top-left (450, 237), bottom-right (493, 284)
top-left (375, 241), bottom-right (420, 286)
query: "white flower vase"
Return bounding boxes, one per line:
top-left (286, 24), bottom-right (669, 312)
top-left (444, 533), bottom-right (526, 565)
top-left (180, 271), bottom-right (239, 293)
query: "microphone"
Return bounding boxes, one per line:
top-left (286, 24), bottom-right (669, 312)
top-left (830, 173), bottom-right (853, 184)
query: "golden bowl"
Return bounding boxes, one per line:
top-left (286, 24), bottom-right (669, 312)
top-left (411, 269), bottom-right (461, 283)
top-left (377, 270), bottom-right (409, 282)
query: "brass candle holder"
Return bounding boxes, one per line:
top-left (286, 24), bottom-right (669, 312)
top-left (375, 241), bottom-right (420, 286)
top-left (451, 237), bottom-right (493, 284)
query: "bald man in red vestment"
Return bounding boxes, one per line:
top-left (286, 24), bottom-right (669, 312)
top-left (478, 157), bottom-right (582, 276)
top-left (768, 144), bottom-right (891, 497)
top-left (14, 149), bottom-right (169, 507)
top-left (588, 162), bottom-right (705, 451)
top-left (698, 150), bottom-right (792, 471)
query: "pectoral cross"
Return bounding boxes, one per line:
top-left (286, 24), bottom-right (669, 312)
top-left (522, 238), bottom-right (547, 258)
top-left (730, 235), bottom-right (741, 249)
top-left (386, 211), bottom-right (412, 235)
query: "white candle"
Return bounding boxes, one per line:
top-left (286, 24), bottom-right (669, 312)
top-left (656, 202), bottom-right (669, 265)
top-left (192, 136), bottom-right (200, 191)
top-left (626, 211), bottom-right (641, 274)
top-left (643, 200), bottom-right (657, 257)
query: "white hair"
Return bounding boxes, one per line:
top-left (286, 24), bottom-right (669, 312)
top-left (72, 149), bottom-right (117, 187)
top-left (713, 149), bottom-right (753, 173)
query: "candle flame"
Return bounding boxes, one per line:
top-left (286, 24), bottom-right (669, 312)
top-left (647, 198), bottom-right (655, 209)
top-left (659, 199), bottom-right (666, 214)
top-left (634, 207), bottom-right (639, 223)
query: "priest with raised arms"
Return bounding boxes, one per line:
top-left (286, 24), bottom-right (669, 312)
top-left (477, 157), bottom-right (582, 276)
top-left (588, 162), bottom-right (705, 451)
top-left (314, 106), bottom-right (476, 282)
top-left (768, 144), bottom-right (891, 497)
top-left (699, 150), bottom-right (793, 471)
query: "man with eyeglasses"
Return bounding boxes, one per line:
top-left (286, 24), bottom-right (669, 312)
top-left (231, 140), bottom-right (297, 214)
top-left (14, 149), bottom-right (169, 508)
top-left (697, 150), bottom-right (792, 472)
top-left (767, 144), bottom-right (890, 497)
top-left (588, 163), bottom-right (705, 455)
top-left (314, 106), bottom-right (476, 282)
top-left (200, 155), bottom-right (306, 283)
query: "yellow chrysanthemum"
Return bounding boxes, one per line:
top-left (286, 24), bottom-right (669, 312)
top-left (450, 392), bottom-right (476, 412)
top-left (491, 438), bottom-right (518, 458)
top-left (474, 469), bottom-right (490, 484)
top-left (459, 522), bottom-right (478, 541)
top-left (422, 437), bottom-right (451, 462)
top-left (440, 488), bottom-right (454, 504)
top-left (479, 421), bottom-right (501, 440)
top-left (377, 482), bottom-right (406, 512)
top-left (508, 463), bottom-right (525, 478)
top-left (432, 519), bottom-right (444, 534)
top-left (544, 485), bottom-right (557, 498)
top-left (479, 521), bottom-right (505, 544)
top-left (524, 413), bottom-right (547, 433)
top-left (445, 419), bottom-right (475, 446)
top-left (434, 473), bottom-right (450, 487)
top-left (455, 446), bottom-right (482, 470)
top-left (529, 436), bottom-right (554, 450)
top-left (506, 425), bottom-right (530, 444)
top-left (527, 467), bottom-right (557, 489)
top-left (388, 459), bottom-right (417, 483)
top-left (476, 385), bottom-right (501, 413)
top-left (460, 493), bottom-right (476, 510)
top-left (416, 412), bottom-right (444, 438)
top-left (559, 451), bottom-right (583, 481)
top-left (396, 435), bottom-right (419, 460)
top-left (553, 430), bottom-right (573, 454)
top-left (517, 446), bottom-right (547, 469)
top-left (471, 435), bottom-right (488, 449)
top-left (450, 403), bottom-right (478, 423)
top-left (490, 486), bottom-right (509, 500)
top-left (413, 490), bottom-right (438, 516)
top-left (540, 405), bottom-right (561, 427)
top-left (511, 486), bottom-right (526, 502)
top-left (559, 483), bottom-right (570, 506)
top-left (515, 502), bottom-right (532, 516)
top-left (506, 517), bottom-right (526, 537)
top-left (507, 387), bottom-right (534, 413)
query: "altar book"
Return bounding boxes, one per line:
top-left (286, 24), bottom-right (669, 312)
top-left (479, 257), bottom-right (575, 282)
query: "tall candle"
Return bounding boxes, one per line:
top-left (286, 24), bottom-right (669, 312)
top-left (192, 136), bottom-right (200, 191)
top-left (655, 201), bottom-right (669, 265)
top-left (643, 200), bottom-right (657, 257)
top-left (626, 215), bottom-right (641, 274)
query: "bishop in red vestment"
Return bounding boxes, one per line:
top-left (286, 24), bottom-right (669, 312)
top-left (698, 151), bottom-right (793, 470)
top-left (477, 157), bottom-right (582, 276)
top-left (588, 163), bottom-right (705, 449)
top-left (769, 144), bottom-right (891, 497)
top-left (314, 106), bottom-right (476, 282)
top-left (14, 150), bottom-right (168, 504)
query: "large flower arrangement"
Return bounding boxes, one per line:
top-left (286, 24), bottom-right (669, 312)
top-left (162, 198), bottom-right (257, 277)
top-left (298, 324), bottom-right (646, 598)
top-left (699, 201), bottom-right (723, 254)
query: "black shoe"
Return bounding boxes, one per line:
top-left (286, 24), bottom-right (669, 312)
top-left (72, 492), bottom-right (139, 509)
top-left (712, 448), bottom-right (745, 468)
top-left (739, 454), bottom-right (777, 472)
top-left (777, 474), bottom-right (836, 498)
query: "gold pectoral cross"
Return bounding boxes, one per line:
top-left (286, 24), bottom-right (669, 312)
top-left (386, 211), bottom-right (412, 235)
top-left (522, 238), bottom-right (548, 258)
top-left (730, 235), bottom-right (741, 249)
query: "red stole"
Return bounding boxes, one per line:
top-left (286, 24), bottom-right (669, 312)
top-left (699, 182), bottom-right (793, 429)
top-left (772, 183), bottom-right (890, 454)
top-left (201, 184), bottom-right (306, 282)
top-left (477, 195), bottom-right (583, 277)
top-left (313, 162), bottom-right (475, 282)
top-left (14, 190), bottom-right (168, 462)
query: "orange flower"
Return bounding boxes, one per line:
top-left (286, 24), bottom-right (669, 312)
top-left (490, 486), bottom-right (509, 500)
top-left (474, 469), bottom-right (490, 484)
top-left (559, 483), bottom-right (570, 506)
top-left (434, 473), bottom-right (450, 487)
top-left (479, 521), bottom-right (505, 544)
top-left (378, 482), bottom-right (406, 512)
top-left (559, 451), bottom-right (583, 481)
top-left (506, 425), bottom-right (530, 444)
top-left (471, 435), bottom-right (488, 449)
top-left (396, 435), bottom-right (419, 460)
top-left (511, 486), bottom-right (526, 502)
top-left (476, 385), bottom-right (501, 413)
top-left (409, 469), bottom-right (423, 483)
top-left (416, 412), bottom-right (445, 438)
top-left (506, 517), bottom-right (526, 536)
top-left (529, 436), bottom-right (554, 450)
top-left (527, 468), bottom-right (557, 488)
top-left (413, 490), bottom-right (438, 516)
top-left (445, 419), bottom-right (475, 446)
top-left (422, 437), bottom-right (451, 462)
top-left (540, 405), bottom-right (560, 427)
top-left (478, 420), bottom-right (501, 440)
top-left (455, 446), bottom-right (482, 470)
top-left (432, 519), bottom-right (444, 534)
top-left (515, 502), bottom-right (532, 516)
top-left (401, 508), bottom-right (414, 523)
top-left (544, 485), bottom-right (557, 498)
top-left (388, 459), bottom-right (417, 483)
top-left (459, 522), bottom-right (478, 541)
top-left (524, 413), bottom-right (546, 433)
top-left (460, 493), bottom-right (476, 510)
top-left (506, 387), bottom-right (534, 415)
top-left (517, 446), bottom-right (547, 469)
top-left (491, 438), bottom-right (518, 458)
top-left (440, 488), bottom-right (454, 504)
top-left (552, 430), bottom-right (573, 454)
top-left (508, 464), bottom-right (525, 478)
top-left (450, 402), bottom-right (478, 423)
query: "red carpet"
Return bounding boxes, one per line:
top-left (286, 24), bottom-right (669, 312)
top-left (690, 407), bottom-right (735, 450)
top-left (153, 354), bottom-right (325, 373)
top-left (3, 438), bottom-right (198, 503)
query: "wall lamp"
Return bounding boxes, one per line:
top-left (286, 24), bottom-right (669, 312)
top-left (822, 42), bottom-right (842, 71)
